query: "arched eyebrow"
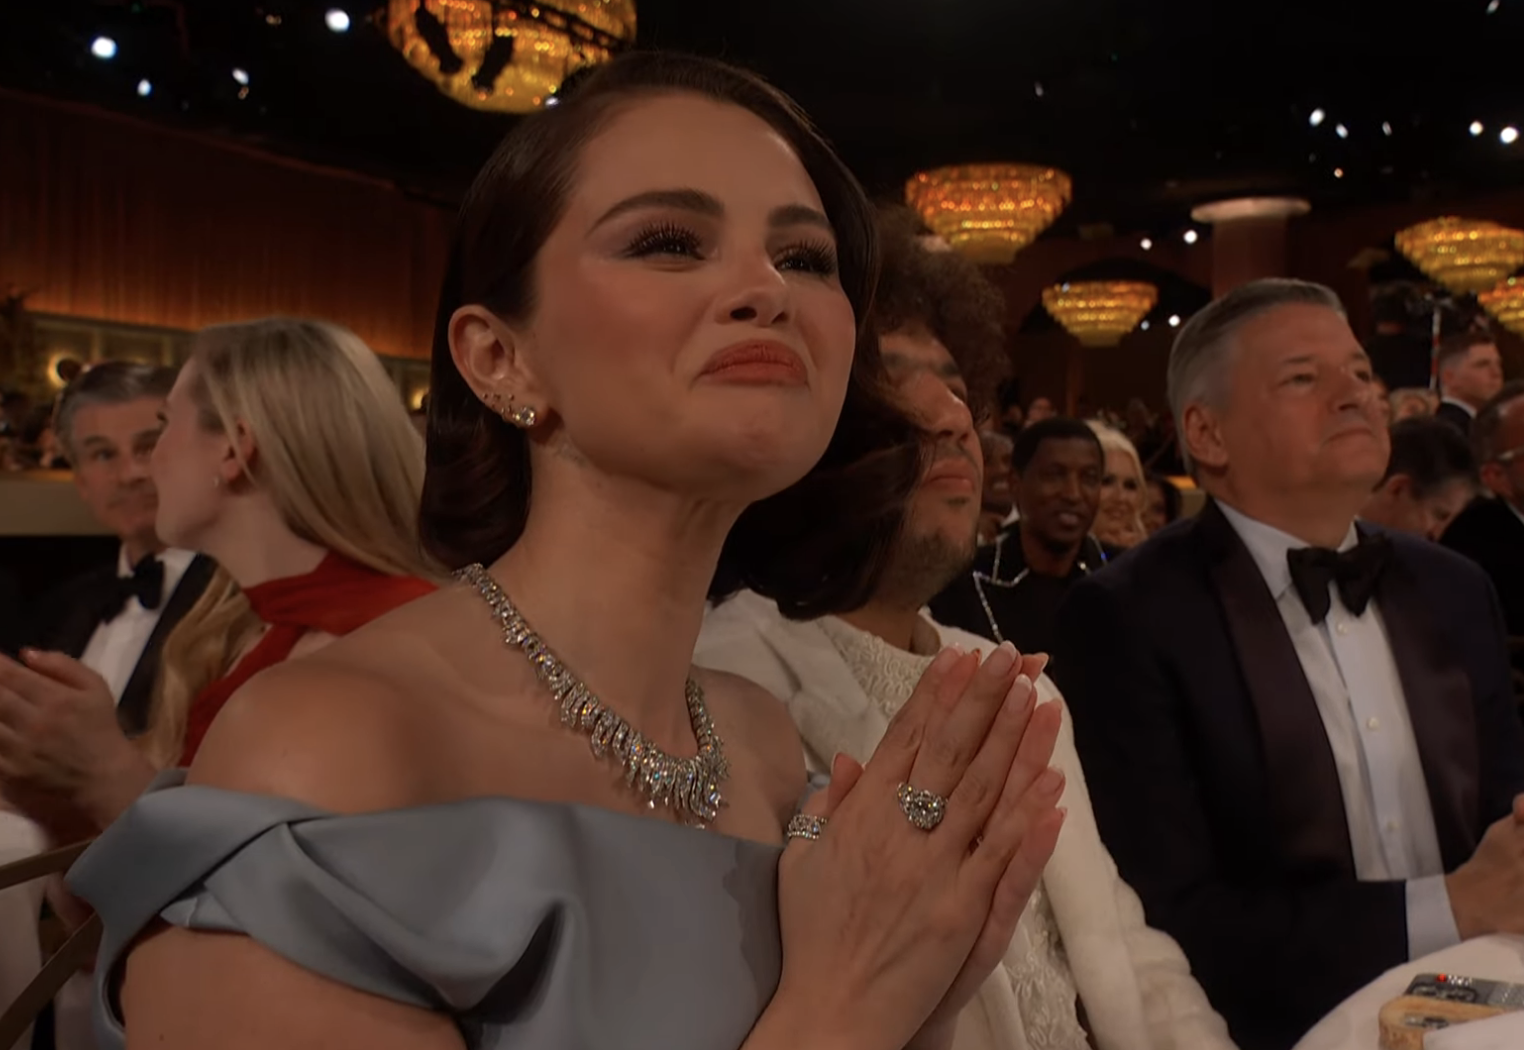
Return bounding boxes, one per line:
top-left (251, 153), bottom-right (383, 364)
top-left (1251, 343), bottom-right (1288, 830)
top-left (589, 188), bottom-right (831, 235)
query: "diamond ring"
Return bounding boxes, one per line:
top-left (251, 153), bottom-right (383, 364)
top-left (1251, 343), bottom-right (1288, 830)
top-left (786, 814), bottom-right (828, 841)
top-left (896, 782), bottom-right (948, 831)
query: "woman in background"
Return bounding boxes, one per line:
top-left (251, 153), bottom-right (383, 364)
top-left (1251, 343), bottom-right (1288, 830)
top-left (0, 319), bottom-right (436, 840)
top-left (1088, 421), bottom-right (1148, 549)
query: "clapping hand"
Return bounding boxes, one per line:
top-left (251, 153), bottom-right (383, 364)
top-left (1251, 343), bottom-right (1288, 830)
top-left (752, 641), bottom-right (1065, 1050)
top-left (0, 649), bottom-right (153, 838)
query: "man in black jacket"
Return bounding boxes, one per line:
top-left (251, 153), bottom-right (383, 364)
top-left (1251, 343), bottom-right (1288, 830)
top-left (25, 363), bottom-right (213, 736)
top-left (1054, 279), bottom-right (1524, 1050)
top-left (1444, 381), bottom-right (1524, 677)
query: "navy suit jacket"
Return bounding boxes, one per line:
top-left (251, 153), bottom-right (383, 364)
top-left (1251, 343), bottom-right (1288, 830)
top-left (1053, 500), bottom-right (1524, 1050)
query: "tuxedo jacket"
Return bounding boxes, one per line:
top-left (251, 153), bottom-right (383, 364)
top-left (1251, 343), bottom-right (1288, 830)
top-left (31, 555), bottom-right (216, 737)
top-left (1443, 497), bottom-right (1524, 668)
top-left (1434, 399), bottom-right (1474, 437)
top-left (696, 591), bottom-right (1235, 1050)
top-left (1052, 500), bottom-right (1524, 1050)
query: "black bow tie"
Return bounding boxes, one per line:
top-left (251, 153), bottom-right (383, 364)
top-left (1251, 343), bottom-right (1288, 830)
top-left (100, 555), bottom-right (165, 623)
top-left (1286, 535), bottom-right (1392, 625)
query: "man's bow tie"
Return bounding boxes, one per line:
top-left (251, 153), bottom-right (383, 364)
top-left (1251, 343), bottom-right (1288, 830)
top-left (1286, 535), bottom-right (1392, 625)
top-left (100, 555), bottom-right (165, 623)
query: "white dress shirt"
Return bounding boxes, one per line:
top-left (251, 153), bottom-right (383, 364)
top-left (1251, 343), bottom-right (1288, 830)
top-left (78, 547), bottom-right (197, 704)
top-left (1218, 502), bottom-right (1460, 959)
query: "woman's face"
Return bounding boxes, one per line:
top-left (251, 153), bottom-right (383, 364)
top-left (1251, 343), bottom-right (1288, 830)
top-left (1098, 448), bottom-right (1144, 525)
top-left (497, 93), bottom-right (858, 504)
top-left (151, 360), bottom-right (234, 549)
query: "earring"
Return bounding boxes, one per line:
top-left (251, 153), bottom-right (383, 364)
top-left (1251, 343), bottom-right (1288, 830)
top-left (483, 390), bottom-right (505, 415)
top-left (509, 404), bottom-right (539, 428)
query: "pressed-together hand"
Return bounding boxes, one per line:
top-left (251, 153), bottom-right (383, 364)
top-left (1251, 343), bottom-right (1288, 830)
top-left (757, 641), bottom-right (1066, 1050)
top-left (1447, 793), bottom-right (1524, 940)
top-left (0, 649), bottom-right (154, 836)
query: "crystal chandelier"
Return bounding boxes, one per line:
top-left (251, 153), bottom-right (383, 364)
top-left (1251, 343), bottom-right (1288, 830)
top-left (905, 164), bottom-right (1072, 266)
top-left (1479, 278), bottom-right (1524, 336)
top-left (1041, 281), bottom-right (1159, 347)
top-left (386, 0), bottom-right (636, 114)
top-left (1394, 217), bottom-right (1524, 295)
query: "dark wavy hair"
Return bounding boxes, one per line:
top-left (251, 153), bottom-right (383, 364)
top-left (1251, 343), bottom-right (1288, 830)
top-left (870, 204), bottom-right (1010, 421)
top-left (421, 52), bottom-right (921, 619)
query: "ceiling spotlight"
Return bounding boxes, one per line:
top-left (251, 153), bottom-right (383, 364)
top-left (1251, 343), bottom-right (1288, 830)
top-left (1334, 167), bottom-right (1345, 178)
top-left (1140, 320), bottom-right (1151, 331)
top-left (90, 36), bottom-right (117, 59)
top-left (1504, 126), bottom-right (1521, 145)
top-left (325, 8), bottom-right (351, 32)
top-left (1168, 315), bottom-right (1182, 328)
top-left (1140, 237), bottom-right (1153, 251)
top-left (1471, 121), bottom-right (1486, 137)
top-left (136, 78), bottom-right (152, 97)
top-left (1382, 121), bottom-right (1393, 136)
top-left (544, 96), bottom-right (560, 107)
top-left (232, 68), bottom-right (250, 86)
top-left (1309, 108), bottom-right (1326, 127)
top-left (1488, 0), bottom-right (1501, 12)
top-left (1183, 229), bottom-right (1199, 245)
top-left (1335, 123), bottom-right (1349, 139)
top-left (1034, 81), bottom-right (1045, 98)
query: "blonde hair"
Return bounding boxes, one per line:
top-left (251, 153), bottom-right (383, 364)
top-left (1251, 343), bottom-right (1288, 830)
top-left (141, 319), bottom-right (434, 767)
top-left (1088, 420), bottom-right (1146, 484)
top-left (1087, 420), bottom-right (1148, 546)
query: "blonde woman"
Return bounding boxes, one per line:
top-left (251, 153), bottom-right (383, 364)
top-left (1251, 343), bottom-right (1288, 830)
top-left (1088, 421), bottom-right (1149, 550)
top-left (0, 319), bottom-right (436, 838)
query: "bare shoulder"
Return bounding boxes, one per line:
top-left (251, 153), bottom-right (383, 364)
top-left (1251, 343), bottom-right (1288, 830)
top-left (694, 666), bottom-right (806, 820)
top-left (189, 607), bottom-right (451, 814)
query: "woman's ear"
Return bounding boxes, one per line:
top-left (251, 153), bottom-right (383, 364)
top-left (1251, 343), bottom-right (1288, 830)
top-left (221, 420), bottom-right (256, 487)
top-left (450, 306), bottom-right (548, 418)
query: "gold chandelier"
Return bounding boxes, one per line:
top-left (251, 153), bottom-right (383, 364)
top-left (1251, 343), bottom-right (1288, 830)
top-left (1479, 277), bottom-right (1524, 336)
top-left (905, 164), bottom-right (1072, 266)
top-left (1041, 281), bottom-right (1158, 348)
top-left (386, 0), bottom-right (636, 114)
top-left (1394, 216), bottom-right (1524, 295)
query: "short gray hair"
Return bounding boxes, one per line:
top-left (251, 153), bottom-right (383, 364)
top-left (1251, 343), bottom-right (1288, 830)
top-left (55, 361), bottom-right (177, 463)
top-left (1166, 278), bottom-right (1346, 471)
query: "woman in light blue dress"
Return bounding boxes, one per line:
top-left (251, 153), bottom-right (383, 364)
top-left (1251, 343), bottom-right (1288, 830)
top-left (71, 52), bottom-right (1067, 1050)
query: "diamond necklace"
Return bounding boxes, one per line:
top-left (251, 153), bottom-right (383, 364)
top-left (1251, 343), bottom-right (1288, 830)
top-left (457, 563), bottom-right (729, 826)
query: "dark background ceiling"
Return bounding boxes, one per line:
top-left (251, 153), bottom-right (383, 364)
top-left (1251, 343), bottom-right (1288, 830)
top-left (5, 0), bottom-right (1522, 240)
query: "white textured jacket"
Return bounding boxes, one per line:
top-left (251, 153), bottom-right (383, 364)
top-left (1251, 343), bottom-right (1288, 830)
top-left (695, 591), bottom-right (1236, 1050)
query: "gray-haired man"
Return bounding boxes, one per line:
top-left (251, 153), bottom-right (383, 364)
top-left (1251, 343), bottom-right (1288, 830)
top-left (1052, 279), bottom-right (1524, 1050)
top-left (29, 363), bottom-right (214, 735)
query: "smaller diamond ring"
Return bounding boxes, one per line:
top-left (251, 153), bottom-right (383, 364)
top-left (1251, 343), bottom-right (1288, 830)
top-left (896, 782), bottom-right (948, 831)
top-left (786, 814), bottom-right (828, 842)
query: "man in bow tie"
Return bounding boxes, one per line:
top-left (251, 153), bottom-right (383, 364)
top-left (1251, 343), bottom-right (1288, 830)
top-left (1052, 279), bottom-right (1524, 1050)
top-left (24, 363), bottom-right (214, 741)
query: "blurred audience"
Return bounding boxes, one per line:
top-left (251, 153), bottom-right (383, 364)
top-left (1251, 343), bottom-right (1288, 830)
top-left (1444, 380), bottom-right (1524, 669)
top-left (1089, 421), bottom-right (1149, 550)
top-left (1435, 331), bottom-right (1504, 437)
top-left (1371, 376), bottom-right (1392, 424)
top-left (1026, 395), bottom-right (1056, 426)
top-left (1055, 279), bottom-right (1524, 1050)
top-left (977, 428), bottom-right (1016, 543)
top-left (1390, 386), bottom-right (1437, 422)
top-left (1359, 417), bottom-right (1478, 541)
top-left (931, 418), bottom-right (1110, 654)
top-left (1143, 473), bottom-right (1182, 534)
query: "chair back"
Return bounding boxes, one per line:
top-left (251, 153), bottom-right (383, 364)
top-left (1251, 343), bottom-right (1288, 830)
top-left (0, 842), bottom-right (99, 1050)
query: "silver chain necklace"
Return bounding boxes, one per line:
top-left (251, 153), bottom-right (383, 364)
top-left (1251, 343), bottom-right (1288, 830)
top-left (457, 563), bottom-right (729, 826)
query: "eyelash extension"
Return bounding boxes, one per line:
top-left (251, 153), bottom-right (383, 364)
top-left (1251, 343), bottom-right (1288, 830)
top-left (776, 240), bottom-right (838, 277)
top-left (622, 222), bottom-right (704, 258)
